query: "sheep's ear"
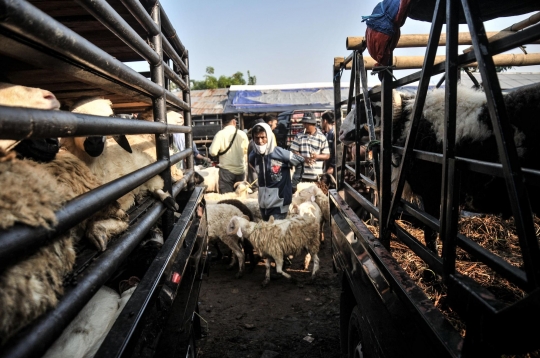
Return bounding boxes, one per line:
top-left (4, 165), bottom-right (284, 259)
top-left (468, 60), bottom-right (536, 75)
top-left (242, 214), bottom-right (249, 221)
top-left (236, 227), bottom-right (243, 238)
top-left (268, 216), bottom-right (274, 224)
top-left (234, 181), bottom-right (241, 189)
top-left (311, 195), bottom-right (316, 202)
top-left (113, 135), bottom-right (132, 153)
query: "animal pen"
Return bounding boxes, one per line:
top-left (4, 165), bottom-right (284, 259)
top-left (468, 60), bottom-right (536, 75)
top-left (331, 0), bottom-right (540, 357)
top-left (0, 1), bottom-right (207, 357)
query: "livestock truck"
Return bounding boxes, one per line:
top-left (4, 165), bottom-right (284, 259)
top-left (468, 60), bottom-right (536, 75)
top-left (330, 0), bottom-right (540, 357)
top-left (0, 1), bottom-right (208, 357)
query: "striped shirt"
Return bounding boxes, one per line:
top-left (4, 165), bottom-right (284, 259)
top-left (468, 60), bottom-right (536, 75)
top-left (289, 128), bottom-right (330, 180)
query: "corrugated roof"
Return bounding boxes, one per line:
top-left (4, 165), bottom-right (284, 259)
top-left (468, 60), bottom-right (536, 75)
top-left (459, 72), bottom-right (540, 90)
top-left (186, 88), bottom-right (229, 115)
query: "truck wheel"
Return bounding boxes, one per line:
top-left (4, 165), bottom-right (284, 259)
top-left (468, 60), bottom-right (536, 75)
top-left (348, 306), bottom-right (366, 358)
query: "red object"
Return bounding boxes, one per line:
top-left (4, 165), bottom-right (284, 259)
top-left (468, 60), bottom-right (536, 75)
top-left (365, 0), bottom-right (412, 69)
top-left (172, 272), bottom-right (181, 284)
top-left (272, 165), bottom-right (280, 174)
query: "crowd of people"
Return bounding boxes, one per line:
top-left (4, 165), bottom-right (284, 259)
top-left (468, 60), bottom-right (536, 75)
top-left (204, 111), bottom-right (335, 222)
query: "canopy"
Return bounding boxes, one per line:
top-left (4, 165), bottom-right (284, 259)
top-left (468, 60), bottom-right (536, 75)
top-left (223, 83), bottom-right (350, 114)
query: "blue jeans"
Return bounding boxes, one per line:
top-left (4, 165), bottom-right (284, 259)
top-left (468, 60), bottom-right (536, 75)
top-left (260, 207), bottom-right (287, 221)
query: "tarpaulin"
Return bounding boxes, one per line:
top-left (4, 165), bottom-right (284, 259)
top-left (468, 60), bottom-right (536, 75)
top-left (362, 0), bottom-right (412, 69)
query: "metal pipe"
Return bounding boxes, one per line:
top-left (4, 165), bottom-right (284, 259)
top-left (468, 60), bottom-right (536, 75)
top-left (119, 0), bottom-right (160, 36)
top-left (74, 0), bottom-right (160, 66)
top-left (163, 61), bottom-right (188, 91)
top-left (170, 148), bottom-right (193, 166)
top-left (0, 159), bottom-right (169, 268)
top-left (173, 170), bottom-right (194, 197)
top-left (0, 203), bottom-right (164, 358)
top-left (182, 54), bottom-right (195, 189)
top-left (0, 0), bottom-right (188, 111)
top-left (0, 106), bottom-right (191, 139)
top-left (162, 35), bottom-right (189, 75)
top-left (159, 6), bottom-right (186, 57)
top-left (150, 2), bottom-right (174, 239)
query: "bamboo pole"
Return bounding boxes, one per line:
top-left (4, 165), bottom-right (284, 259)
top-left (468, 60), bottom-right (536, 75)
top-left (334, 53), bottom-right (540, 70)
top-left (463, 12), bottom-right (540, 53)
top-left (346, 32), bottom-right (498, 50)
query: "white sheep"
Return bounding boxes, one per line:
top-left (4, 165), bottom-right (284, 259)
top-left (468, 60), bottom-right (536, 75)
top-left (61, 97), bottom-right (178, 212)
top-left (226, 214), bottom-right (320, 287)
top-left (194, 165), bottom-right (220, 193)
top-left (133, 109), bottom-right (184, 182)
top-left (0, 84), bottom-right (129, 343)
top-left (292, 185), bottom-right (330, 243)
top-left (206, 203), bottom-right (251, 278)
top-left (43, 279), bottom-right (138, 358)
top-left (204, 180), bottom-right (252, 202)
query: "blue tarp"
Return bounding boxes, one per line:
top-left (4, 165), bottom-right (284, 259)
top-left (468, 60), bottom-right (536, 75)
top-left (222, 87), bottom-right (351, 114)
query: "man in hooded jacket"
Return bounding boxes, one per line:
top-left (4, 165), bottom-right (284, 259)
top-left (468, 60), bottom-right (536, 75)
top-left (250, 123), bottom-right (305, 221)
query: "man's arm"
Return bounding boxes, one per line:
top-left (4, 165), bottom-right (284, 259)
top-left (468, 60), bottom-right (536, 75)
top-left (314, 137), bottom-right (330, 161)
top-left (289, 152), bottom-right (305, 188)
top-left (208, 131), bottom-right (223, 157)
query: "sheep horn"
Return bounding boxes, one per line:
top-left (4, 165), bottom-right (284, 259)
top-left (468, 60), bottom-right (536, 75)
top-left (113, 135), bottom-right (133, 153)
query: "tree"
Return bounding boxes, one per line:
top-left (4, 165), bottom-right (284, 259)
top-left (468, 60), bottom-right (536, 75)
top-left (190, 67), bottom-right (256, 90)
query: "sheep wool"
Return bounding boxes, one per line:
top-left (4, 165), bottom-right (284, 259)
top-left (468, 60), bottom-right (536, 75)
top-left (227, 215), bottom-right (320, 287)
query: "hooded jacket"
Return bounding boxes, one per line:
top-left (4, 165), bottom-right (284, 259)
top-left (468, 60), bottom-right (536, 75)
top-left (249, 123), bottom-right (305, 212)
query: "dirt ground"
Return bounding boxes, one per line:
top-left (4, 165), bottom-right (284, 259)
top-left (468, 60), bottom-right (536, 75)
top-left (195, 225), bottom-right (342, 358)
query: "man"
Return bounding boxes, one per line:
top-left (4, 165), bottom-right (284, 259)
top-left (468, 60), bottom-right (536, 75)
top-left (321, 111), bottom-right (336, 175)
top-left (289, 112), bottom-right (330, 182)
top-left (209, 114), bottom-right (249, 193)
top-left (193, 143), bottom-right (212, 166)
top-left (264, 114), bottom-right (278, 132)
top-left (250, 123), bottom-right (304, 221)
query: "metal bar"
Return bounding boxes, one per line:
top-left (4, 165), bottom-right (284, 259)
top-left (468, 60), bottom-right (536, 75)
top-left (354, 53), bottom-right (362, 182)
top-left (149, 2), bottom-right (174, 239)
top-left (162, 34), bottom-right (189, 75)
top-left (173, 170), bottom-right (194, 197)
top-left (159, 6), bottom-right (186, 57)
top-left (394, 224), bottom-right (444, 275)
top-left (96, 188), bottom-right (203, 357)
top-left (0, 202), bottom-right (164, 358)
top-left (164, 60), bottom-right (188, 91)
top-left (0, 0), bottom-right (189, 111)
top-left (119, 0), bottom-right (159, 36)
top-left (379, 58), bottom-right (393, 249)
top-left (344, 164), bottom-right (356, 176)
top-left (0, 106), bottom-right (191, 139)
top-left (344, 183), bottom-right (378, 217)
top-left (182, 53), bottom-right (195, 190)
top-left (455, 234), bottom-right (528, 289)
top-left (74, 0), bottom-right (160, 66)
top-left (462, 0), bottom-right (540, 290)
top-left (457, 157), bottom-right (540, 186)
top-left (333, 66), bottom-right (343, 186)
top-left (440, 0), bottom-right (460, 276)
top-left (0, 158), bottom-right (169, 269)
top-left (170, 148), bottom-right (193, 166)
top-left (386, 0), bottom-right (445, 231)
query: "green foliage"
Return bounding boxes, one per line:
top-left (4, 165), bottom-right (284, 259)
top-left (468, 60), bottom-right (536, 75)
top-left (190, 67), bottom-right (256, 90)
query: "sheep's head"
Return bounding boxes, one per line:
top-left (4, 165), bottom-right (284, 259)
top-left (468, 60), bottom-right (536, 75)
top-left (0, 82), bottom-right (61, 156)
top-left (233, 181), bottom-right (251, 197)
top-left (0, 82), bottom-right (60, 110)
top-left (67, 97), bottom-right (115, 157)
top-left (227, 216), bottom-right (243, 238)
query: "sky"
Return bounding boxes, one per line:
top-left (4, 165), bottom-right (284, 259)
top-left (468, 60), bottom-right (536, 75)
top-left (140, 0), bottom-right (540, 87)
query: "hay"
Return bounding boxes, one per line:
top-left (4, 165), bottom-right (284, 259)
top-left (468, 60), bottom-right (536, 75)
top-left (366, 214), bottom-right (540, 344)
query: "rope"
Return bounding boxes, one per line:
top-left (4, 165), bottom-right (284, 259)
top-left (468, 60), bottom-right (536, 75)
top-left (371, 65), bottom-right (397, 81)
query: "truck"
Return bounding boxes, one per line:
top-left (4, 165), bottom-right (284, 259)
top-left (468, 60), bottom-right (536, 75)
top-left (330, 1), bottom-right (540, 357)
top-left (0, 1), bottom-right (207, 357)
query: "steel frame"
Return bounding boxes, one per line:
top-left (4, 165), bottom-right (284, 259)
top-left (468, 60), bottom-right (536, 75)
top-left (0, 1), bottom-right (202, 357)
top-left (333, 0), bottom-right (540, 355)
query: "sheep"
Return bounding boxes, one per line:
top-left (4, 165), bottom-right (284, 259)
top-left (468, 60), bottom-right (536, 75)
top-left (61, 97), bottom-right (178, 212)
top-left (215, 199), bottom-right (257, 270)
top-left (226, 214), bottom-right (320, 287)
top-left (131, 109), bottom-right (184, 182)
top-left (194, 165), bottom-right (220, 193)
top-left (43, 277), bottom-right (139, 358)
top-left (206, 203), bottom-right (253, 278)
top-left (338, 83), bottom-right (540, 250)
top-left (203, 180), bottom-right (252, 201)
top-left (0, 84), bottom-right (129, 343)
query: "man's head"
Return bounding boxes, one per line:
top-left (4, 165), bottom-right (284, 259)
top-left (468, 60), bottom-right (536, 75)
top-left (223, 114), bottom-right (238, 126)
top-left (321, 111), bottom-right (335, 133)
top-left (252, 125), bottom-right (268, 146)
top-left (301, 112), bottom-right (317, 134)
top-left (264, 114), bottom-right (277, 131)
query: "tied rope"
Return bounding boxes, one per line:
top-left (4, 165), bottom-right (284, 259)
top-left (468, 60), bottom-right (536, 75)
top-left (372, 65), bottom-right (397, 81)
